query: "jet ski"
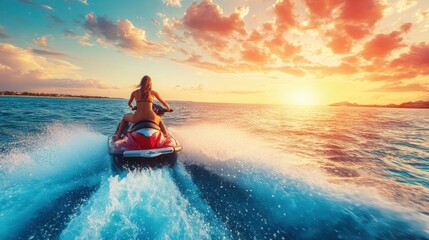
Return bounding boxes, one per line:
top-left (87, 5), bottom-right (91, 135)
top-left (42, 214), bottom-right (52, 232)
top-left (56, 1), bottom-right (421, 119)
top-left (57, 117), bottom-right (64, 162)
top-left (108, 104), bottom-right (182, 168)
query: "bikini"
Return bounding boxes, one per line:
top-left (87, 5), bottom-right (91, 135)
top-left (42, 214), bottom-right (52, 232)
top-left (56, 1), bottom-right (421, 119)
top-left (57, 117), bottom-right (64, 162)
top-left (136, 91), bottom-right (154, 103)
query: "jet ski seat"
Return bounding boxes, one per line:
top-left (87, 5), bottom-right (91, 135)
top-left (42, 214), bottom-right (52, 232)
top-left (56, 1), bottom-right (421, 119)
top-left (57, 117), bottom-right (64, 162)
top-left (130, 120), bottom-right (160, 131)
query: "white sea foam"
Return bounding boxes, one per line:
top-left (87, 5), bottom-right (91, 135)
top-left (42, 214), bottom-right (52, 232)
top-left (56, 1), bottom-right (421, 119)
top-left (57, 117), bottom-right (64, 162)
top-left (61, 169), bottom-right (228, 239)
top-left (0, 123), bottom-right (107, 178)
top-left (171, 123), bottom-right (429, 235)
top-left (0, 123), bottom-right (108, 239)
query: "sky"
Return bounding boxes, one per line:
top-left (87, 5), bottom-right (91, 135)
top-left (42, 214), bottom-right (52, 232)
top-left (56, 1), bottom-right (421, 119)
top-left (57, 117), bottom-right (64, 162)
top-left (0, 0), bottom-right (428, 105)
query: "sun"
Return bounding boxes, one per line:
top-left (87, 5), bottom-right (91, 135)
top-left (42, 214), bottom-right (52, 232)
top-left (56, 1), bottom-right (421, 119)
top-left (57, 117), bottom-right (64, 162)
top-left (290, 89), bottom-right (317, 106)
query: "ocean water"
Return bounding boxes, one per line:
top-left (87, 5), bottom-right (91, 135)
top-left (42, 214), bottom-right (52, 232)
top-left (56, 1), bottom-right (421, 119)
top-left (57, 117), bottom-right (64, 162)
top-left (0, 96), bottom-right (428, 240)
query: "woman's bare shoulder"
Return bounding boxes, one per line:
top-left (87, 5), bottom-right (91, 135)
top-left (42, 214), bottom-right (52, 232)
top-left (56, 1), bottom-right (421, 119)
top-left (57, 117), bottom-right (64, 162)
top-left (151, 90), bottom-right (159, 96)
top-left (132, 89), bottom-right (140, 95)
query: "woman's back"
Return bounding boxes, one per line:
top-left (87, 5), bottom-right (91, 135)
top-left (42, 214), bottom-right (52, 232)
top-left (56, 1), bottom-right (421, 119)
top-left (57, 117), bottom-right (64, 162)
top-left (133, 89), bottom-right (159, 123)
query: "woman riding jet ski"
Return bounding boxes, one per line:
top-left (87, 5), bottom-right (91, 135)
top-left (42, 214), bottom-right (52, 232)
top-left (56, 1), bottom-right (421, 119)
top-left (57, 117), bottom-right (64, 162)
top-left (108, 75), bottom-right (182, 161)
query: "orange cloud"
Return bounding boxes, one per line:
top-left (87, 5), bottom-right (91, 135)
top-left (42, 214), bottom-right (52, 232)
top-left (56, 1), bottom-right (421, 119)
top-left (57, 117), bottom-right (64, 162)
top-left (264, 35), bottom-right (301, 59)
top-left (183, 0), bottom-right (247, 35)
top-left (368, 83), bottom-right (429, 92)
top-left (305, 0), bottom-right (385, 54)
top-left (390, 43), bottom-right (429, 71)
top-left (273, 0), bottom-right (297, 30)
top-left (360, 23), bottom-right (412, 60)
top-left (241, 43), bottom-right (272, 64)
top-left (343, 25), bottom-right (370, 40)
top-left (304, 0), bottom-right (342, 18)
top-left (356, 42), bottom-right (429, 82)
top-left (326, 32), bottom-right (354, 54)
top-left (340, 0), bottom-right (383, 26)
top-left (174, 1), bottom-right (307, 72)
top-left (247, 30), bottom-right (264, 42)
top-left (160, 0), bottom-right (426, 87)
top-left (312, 62), bottom-right (359, 76)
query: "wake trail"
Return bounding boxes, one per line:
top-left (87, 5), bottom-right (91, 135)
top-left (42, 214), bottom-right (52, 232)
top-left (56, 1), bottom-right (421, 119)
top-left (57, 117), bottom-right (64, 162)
top-left (61, 166), bottom-right (230, 239)
top-left (170, 123), bottom-right (429, 238)
top-left (0, 123), bottom-right (109, 239)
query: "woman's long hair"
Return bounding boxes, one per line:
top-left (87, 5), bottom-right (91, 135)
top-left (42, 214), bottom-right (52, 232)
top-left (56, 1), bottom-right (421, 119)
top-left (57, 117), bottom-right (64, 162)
top-left (138, 75), bottom-right (152, 102)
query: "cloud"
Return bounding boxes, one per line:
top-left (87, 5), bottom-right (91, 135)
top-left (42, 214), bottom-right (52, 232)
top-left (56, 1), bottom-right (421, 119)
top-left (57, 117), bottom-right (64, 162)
top-left (417, 9), bottom-right (429, 22)
top-left (304, 0), bottom-right (342, 18)
top-left (326, 32), bottom-right (354, 54)
top-left (360, 23), bottom-right (412, 60)
top-left (173, 53), bottom-right (256, 73)
top-left (172, 54), bottom-right (228, 72)
top-left (241, 43), bottom-right (272, 64)
top-left (273, 0), bottom-right (297, 30)
top-left (162, 0), bottom-right (181, 7)
top-left (368, 83), bottom-right (429, 92)
top-left (174, 84), bottom-right (263, 95)
top-left (33, 36), bottom-right (49, 48)
top-left (158, 17), bottom-right (183, 43)
top-left (183, 0), bottom-right (247, 35)
top-left (31, 49), bottom-right (76, 59)
top-left (266, 66), bottom-right (307, 77)
top-left (172, 1), bottom-right (266, 72)
top-left (221, 90), bottom-right (263, 95)
top-left (0, 26), bottom-right (11, 39)
top-left (174, 83), bottom-right (205, 91)
top-left (157, 0), bottom-right (427, 84)
top-left (365, 72), bottom-right (420, 82)
top-left (247, 30), bottom-right (264, 42)
top-left (355, 42), bottom-right (429, 82)
top-left (390, 42), bottom-right (429, 71)
top-left (0, 42), bottom-right (114, 91)
top-left (310, 63), bottom-right (359, 77)
top-left (340, 0), bottom-right (383, 26)
top-left (396, 0), bottom-right (417, 13)
top-left (46, 14), bottom-right (65, 24)
top-left (304, 0), bottom-right (384, 27)
top-left (16, 0), bottom-right (53, 10)
top-left (31, 78), bottom-right (112, 89)
top-left (64, 29), bottom-right (93, 46)
top-left (304, 0), bottom-right (385, 54)
top-left (83, 12), bottom-right (171, 56)
top-left (264, 35), bottom-right (301, 59)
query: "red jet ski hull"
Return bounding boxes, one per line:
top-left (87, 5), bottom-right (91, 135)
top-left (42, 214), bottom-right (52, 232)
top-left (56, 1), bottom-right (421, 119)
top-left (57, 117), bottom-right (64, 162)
top-left (108, 128), bottom-right (182, 159)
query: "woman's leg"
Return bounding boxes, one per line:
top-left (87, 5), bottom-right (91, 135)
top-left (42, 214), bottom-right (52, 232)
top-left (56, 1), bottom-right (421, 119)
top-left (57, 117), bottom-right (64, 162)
top-left (159, 119), bottom-right (169, 137)
top-left (115, 113), bottom-right (134, 139)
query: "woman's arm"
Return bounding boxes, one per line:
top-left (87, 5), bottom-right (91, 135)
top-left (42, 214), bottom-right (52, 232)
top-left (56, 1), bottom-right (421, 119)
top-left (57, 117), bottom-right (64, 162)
top-left (152, 90), bottom-right (170, 111)
top-left (128, 91), bottom-right (135, 109)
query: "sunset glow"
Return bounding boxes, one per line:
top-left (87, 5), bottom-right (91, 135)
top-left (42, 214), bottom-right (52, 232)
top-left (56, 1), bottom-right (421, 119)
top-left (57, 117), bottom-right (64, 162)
top-left (290, 89), bottom-right (317, 106)
top-left (0, 0), bottom-right (428, 105)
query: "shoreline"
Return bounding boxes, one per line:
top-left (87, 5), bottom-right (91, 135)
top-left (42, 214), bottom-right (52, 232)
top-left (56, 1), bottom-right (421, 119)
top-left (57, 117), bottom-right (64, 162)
top-left (329, 105), bottom-right (429, 110)
top-left (329, 101), bottom-right (429, 110)
top-left (0, 91), bottom-right (118, 100)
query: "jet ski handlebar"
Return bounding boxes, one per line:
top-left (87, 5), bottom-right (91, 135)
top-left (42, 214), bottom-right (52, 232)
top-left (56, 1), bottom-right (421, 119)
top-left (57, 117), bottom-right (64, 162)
top-left (131, 104), bottom-right (173, 115)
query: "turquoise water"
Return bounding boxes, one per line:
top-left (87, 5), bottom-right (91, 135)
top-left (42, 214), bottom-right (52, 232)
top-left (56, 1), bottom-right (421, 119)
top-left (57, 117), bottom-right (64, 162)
top-left (0, 96), bottom-right (428, 239)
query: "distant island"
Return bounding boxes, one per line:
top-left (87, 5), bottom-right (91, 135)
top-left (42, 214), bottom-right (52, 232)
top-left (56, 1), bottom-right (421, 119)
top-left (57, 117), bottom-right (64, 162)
top-left (329, 101), bottom-right (429, 109)
top-left (0, 91), bottom-right (109, 99)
